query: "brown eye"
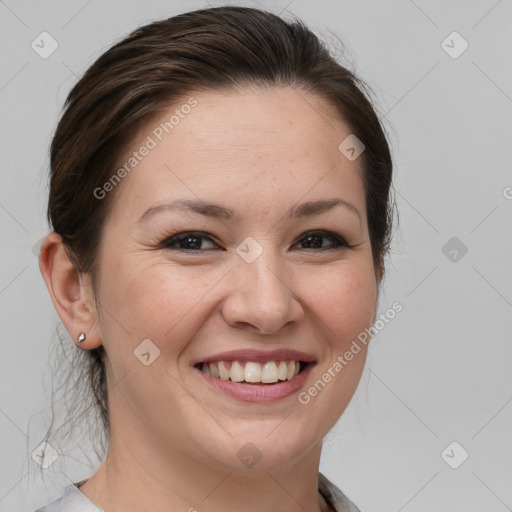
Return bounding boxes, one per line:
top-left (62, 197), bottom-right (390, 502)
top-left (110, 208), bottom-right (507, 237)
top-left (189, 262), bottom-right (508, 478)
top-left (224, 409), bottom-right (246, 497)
top-left (295, 231), bottom-right (350, 251)
top-left (161, 232), bottom-right (218, 251)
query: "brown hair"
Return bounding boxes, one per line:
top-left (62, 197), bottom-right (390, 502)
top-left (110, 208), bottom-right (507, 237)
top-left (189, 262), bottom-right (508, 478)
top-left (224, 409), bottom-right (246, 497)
top-left (41, 5), bottom-right (396, 469)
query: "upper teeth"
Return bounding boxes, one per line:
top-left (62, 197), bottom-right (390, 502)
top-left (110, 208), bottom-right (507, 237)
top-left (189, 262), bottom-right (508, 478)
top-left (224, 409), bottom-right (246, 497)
top-left (200, 360), bottom-right (301, 383)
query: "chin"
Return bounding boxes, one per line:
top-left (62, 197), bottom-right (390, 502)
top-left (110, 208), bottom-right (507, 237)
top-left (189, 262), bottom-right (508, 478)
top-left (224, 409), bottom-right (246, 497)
top-left (196, 428), bottom-right (320, 472)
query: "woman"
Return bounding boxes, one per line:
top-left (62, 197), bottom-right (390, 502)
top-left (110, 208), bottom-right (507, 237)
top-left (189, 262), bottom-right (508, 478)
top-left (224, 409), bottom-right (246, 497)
top-left (35, 5), bottom-right (394, 512)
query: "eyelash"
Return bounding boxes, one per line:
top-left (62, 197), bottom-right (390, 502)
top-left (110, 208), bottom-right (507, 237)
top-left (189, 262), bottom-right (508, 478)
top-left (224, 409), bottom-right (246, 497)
top-left (159, 230), bottom-right (351, 252)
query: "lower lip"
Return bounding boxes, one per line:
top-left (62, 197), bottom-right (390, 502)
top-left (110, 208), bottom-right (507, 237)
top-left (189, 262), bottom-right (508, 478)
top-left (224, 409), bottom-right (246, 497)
top-left (194, 363), bottom-right (316, 402)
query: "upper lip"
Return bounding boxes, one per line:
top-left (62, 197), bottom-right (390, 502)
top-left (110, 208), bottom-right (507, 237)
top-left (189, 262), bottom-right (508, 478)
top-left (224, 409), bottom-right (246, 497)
top-left (191, 349), bottom-right (316, 366)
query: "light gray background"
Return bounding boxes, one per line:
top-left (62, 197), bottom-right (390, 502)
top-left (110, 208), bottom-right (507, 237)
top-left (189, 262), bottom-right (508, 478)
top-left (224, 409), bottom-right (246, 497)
top-left (1, 1), bottom-right (511, 511)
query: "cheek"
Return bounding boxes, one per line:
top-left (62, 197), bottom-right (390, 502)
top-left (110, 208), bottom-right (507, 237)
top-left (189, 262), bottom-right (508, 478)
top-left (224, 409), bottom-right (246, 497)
top-left (305, 262), bottom-right (377, 339)
top-left (118, 262), bottom-right (217, 347)
top-left (293, 263), bottom-right (376, 437)
top-left (103, 256), bottom-right (376, 336)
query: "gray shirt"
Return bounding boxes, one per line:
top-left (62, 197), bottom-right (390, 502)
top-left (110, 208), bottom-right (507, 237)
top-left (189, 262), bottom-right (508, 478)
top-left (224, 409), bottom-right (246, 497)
top-left (34, 472), bottom-right (361, 512)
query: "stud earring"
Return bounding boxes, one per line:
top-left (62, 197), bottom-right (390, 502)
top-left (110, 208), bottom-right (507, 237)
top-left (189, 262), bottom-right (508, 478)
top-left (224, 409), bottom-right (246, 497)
top-left (77, 332), bottom-right (86, 343)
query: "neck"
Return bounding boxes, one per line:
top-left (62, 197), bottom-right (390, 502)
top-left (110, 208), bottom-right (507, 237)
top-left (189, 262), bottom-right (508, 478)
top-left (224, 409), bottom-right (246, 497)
top-left (79, 432), bottom-right (329, 512)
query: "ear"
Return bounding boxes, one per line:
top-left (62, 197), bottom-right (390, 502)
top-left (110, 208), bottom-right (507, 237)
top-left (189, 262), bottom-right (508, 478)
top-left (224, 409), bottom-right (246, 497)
top-left (370, 281), bottom-right (380, 326)
top-left (38, 231), bottom-right (103, 349)
top-left (371, 260), bottom-right (384, 325)
top-left (371, 302), bottom-right (378, 326)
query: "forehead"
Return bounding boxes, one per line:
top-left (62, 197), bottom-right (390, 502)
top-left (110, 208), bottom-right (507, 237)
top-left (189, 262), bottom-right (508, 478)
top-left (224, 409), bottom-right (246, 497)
top-left (107, 86), bottom-right (365, 222)
top-left (162, 86), bottom-right (352, 157)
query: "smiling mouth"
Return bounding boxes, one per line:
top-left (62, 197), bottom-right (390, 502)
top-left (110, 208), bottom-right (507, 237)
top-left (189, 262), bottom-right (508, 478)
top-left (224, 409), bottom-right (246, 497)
top-left (194, 360), bottom-right (310, 385)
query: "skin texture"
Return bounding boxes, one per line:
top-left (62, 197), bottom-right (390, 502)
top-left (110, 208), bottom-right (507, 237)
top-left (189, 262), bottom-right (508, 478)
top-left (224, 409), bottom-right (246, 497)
top-left (39, 86), bottom-right (380, 512)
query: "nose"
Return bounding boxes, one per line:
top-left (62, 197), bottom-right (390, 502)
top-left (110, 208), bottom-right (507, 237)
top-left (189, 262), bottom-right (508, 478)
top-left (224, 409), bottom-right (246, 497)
top-left (221, 246), bottom-right (304, 335)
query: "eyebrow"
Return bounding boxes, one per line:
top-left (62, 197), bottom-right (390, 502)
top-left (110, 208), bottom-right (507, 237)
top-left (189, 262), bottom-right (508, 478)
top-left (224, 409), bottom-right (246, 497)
top-left (138, 197), bottom-right (362, 225)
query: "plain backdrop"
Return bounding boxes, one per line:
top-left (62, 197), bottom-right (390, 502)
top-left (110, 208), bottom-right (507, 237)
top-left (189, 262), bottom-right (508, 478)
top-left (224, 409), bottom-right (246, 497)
top-left (1, 1), bottom-right (511, 511)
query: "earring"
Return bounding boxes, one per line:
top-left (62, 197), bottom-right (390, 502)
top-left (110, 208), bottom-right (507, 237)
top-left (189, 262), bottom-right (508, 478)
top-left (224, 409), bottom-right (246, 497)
top-left (77, 332), bottom-right (86, 343)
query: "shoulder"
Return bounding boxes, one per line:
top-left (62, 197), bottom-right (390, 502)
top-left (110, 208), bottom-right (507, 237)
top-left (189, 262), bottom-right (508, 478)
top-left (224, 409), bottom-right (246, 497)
top-left (318, 472), bottom-right (362, 512)
top-left (36, 474), bottom-right (356, 511)
top-left (34, 483), bottom-right (104, 512)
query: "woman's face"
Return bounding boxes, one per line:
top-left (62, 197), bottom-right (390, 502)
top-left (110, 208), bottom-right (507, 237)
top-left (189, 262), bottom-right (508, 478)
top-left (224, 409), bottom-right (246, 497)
top-left (89, 86), bottom-right (378, 470)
